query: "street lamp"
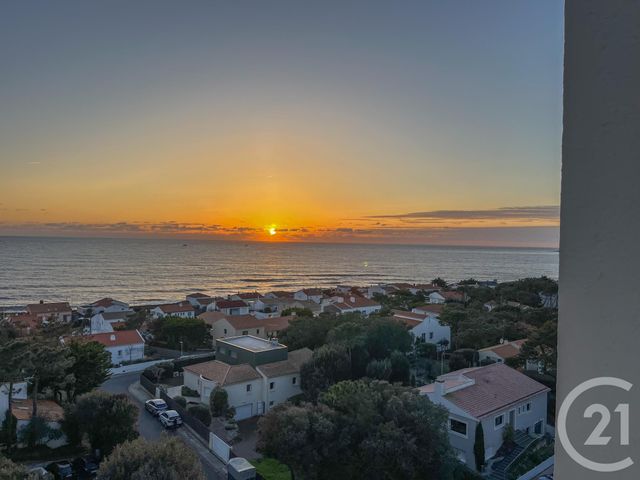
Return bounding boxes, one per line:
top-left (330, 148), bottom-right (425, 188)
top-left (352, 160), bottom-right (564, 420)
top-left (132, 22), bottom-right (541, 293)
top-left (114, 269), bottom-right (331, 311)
top-left (180, 340), bottom-right (183, 358)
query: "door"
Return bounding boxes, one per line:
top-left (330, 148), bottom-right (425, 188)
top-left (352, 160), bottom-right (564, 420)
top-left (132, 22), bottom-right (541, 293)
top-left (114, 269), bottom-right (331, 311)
top-left (234, 403), bottom-right (253, 421)
top-left (509, 409), bottom-right (516, 428)
top-left (256, 401), bottom-right (265, 415)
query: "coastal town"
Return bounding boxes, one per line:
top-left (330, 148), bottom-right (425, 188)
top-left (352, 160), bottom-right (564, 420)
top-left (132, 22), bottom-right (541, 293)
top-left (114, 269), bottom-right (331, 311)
top-left (0, 276), bottom-right (558, 480)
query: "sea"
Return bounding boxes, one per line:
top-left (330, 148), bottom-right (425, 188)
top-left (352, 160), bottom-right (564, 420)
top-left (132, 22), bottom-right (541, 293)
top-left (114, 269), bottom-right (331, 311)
top-left (0, 236), bottom-right (559, 309)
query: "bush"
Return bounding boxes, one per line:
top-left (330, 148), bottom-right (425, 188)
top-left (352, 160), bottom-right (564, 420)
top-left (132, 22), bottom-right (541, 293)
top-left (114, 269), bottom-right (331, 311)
top-left (187, 405), bottom-right (211, 427)
top-left (174, 396), bottom-right (187, 408)
top-left (209, 386), bottom-right (229, 417)
top-left (181, 386), bottom-right (199, 397)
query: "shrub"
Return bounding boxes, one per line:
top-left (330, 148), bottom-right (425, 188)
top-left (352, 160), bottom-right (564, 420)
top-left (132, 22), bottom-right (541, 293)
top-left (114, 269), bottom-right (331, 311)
top-left (181, 386), bottom-right (199, 397)
top-left (209, 386), bottom-right (229, 417)
top-left (174, 396), bottom-right (187, 408)
top-left (187, 405), bottom-right (211, 427)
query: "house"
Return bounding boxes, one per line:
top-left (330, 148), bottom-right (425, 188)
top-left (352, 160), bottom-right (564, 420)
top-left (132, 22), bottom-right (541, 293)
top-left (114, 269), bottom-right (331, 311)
top-left (253, 298), bottom-right (322, 318)
top-left (263, 291), bottom-right (295, 300)
top-left (7, 312), bottom-right (40, 335)
top-left (409, 283), bottom-right (442, 295)
top-left (64, 330), bottom-right (145, 365)
top-left (412, 304), bottom-right (445, 316)
top-left (182, 336), bottom-right (312, 420)
top-left (26, 302), bottom-right (72, 322)
top-left (419, 363), bottom-right (549, 471)
top-left (80, 297), bottom-right (130, 316)
top-left (366, 284), bottom-right (396, 298)
top-left (263, 315), bottom-right (293, 338)
top-left (293, 288), bottom-right (324, 304)
top-left (443, 291), bottom-right (466, 303)
top-left (186, 293), bottom-right (212, 308)
top-left (210, 300), bottom-right (250, 316)
top-left (393, 310), bottom-right (450, 347)
top-left (210, 314), bottom-right (267, 340)
top-left (12, 398), bottom-right (67, 448)
top-left (324, 294), bottom-right (382, 316)
top-left (478, 339), bottom-right (542, 372)
top-left (539, 292), bottom-right (558, 309)
top-left (151, 302), bottom-right (195, 319)
top-left (90, 311), bottom-right (132, 333)
top-left (229, 292), bottom-right (263, 310)
top-left (427, 292), bottom-right (446, 304)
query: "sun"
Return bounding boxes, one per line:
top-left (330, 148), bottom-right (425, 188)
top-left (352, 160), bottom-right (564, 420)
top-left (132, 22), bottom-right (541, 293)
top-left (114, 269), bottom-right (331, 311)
top-left (268, 225), bottom-right (277, 236)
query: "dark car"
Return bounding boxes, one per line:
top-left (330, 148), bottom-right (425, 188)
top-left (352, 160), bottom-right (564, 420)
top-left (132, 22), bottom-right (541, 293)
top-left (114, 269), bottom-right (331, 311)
top-left (145, 398), bottom-right (168, 416)
top-left (73, 455), bottom-right (99, 478)
top-left (45, 460), bottom-right (74, 480)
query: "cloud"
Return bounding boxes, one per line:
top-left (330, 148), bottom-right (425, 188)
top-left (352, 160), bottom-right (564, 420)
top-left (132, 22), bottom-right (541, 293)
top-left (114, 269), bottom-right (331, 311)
top-left (367, 205), bottom-right (560, 222)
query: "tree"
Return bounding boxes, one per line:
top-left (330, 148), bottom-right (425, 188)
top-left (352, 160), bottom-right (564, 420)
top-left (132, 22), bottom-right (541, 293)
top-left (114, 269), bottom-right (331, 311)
top-left (0, 338), bottom-right (31, 450)
top-left (65, 340), bottom-right (111, 401)
top-left (518, 320), bottom-right (558, 375)
top-left (157, 316), bottom-right (209, 350)
top-left (187, 405), bottom-right (211, 426)
top-left (209, 386), bottom-right (228, 417)
top-left (449, 352), bottom-right (468, 371)
top-left (280, 307), bottom-right (314, 318)
top-left (473, 422), bottom-right (485, 471)
top-left (389, 350), bottom-right (411, 384)
top-left (364, 318), bottom-right (412, 359)
top-left (0, 454), bottom-right (25, 480)
top-left (64, 391), bottom-right (138, 456)
top-left (431, 277), bottom-right (448, 288)
top-left (24, 340), bottom-right (74, 413)
top-left (97, 436), bottom-right (205, 480)
top-left (300, 344), bottom-right (352, 401)
top-left (258, 380), bottom-right (457, 479)
top-left (365, 359), bottom-right (392, 381)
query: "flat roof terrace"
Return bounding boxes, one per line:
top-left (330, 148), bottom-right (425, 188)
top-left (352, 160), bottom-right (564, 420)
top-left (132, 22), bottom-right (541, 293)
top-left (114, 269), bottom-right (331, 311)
top-left (219, 335), bottom-right (286, 352)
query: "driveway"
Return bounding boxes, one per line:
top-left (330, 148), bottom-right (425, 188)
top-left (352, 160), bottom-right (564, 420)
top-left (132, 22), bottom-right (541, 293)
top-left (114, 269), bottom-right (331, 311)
top-left (101, 372), bottom-right (227, 480)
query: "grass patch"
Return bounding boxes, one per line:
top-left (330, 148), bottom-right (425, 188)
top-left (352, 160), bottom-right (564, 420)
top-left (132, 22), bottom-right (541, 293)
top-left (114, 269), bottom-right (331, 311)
top-left (250, 458), bottom-right (292, 480)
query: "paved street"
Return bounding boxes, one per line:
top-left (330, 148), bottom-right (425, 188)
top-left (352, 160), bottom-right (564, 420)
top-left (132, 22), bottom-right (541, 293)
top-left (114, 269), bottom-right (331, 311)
top-left (101, 372), bottom-right (226, 480)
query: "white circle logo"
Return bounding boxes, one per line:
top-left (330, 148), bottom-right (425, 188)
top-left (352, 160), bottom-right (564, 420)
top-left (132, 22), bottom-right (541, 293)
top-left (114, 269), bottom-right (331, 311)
top-left (557, 377), bottom-right (633, 472)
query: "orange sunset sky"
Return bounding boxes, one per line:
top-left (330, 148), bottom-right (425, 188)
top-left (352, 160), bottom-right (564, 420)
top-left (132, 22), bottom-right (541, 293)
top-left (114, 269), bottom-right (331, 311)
top-left (0, 1), bottom-right (562, 247)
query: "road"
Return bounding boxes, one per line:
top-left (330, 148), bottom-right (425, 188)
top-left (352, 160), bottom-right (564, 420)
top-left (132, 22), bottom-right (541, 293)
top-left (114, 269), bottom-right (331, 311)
top-left (101, 372), bottom-right (226, 480)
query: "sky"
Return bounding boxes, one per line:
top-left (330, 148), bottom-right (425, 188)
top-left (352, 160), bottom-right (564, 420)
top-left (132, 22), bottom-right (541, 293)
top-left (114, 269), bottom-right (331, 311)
top-left (0, 1), bottom-right (563, 247)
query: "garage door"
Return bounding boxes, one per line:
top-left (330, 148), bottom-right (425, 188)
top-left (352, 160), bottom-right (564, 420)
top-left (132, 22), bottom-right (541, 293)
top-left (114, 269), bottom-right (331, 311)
top-left (235, 403), bottom-right (253, 421)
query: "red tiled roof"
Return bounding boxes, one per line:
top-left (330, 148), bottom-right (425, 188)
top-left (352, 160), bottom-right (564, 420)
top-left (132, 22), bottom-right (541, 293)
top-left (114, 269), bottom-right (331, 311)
top-left (299, 288), bottom-right (323, 296)
top-left (12, 399), bottom-right (64, 422)
top-left (27, 302), bottom-right (71, 315)
top-left (479, 339), bottom-right (527, 360)
top-left (438, 363), bottom-right (549, 419)
top-left (184, 360), bottom-right (260, 385)
top-left (159, 303), bottom-right (194, 314)
top-left (414, 304), bottom-right (444, 315)
top-left (216, 300), bottom-right (248, 309)
top-left (69, 329), bottom-right (144, 348)
top-left (223, 315), bottom-right (265, 330)
top-left (443, 291), bottom-right (465, 301)
top-left (198, 311), bottom-right (228, 326)
top-left (9, 312), bottom-right (40, 329)
top-left (263, 315), bottom-right (293, 333)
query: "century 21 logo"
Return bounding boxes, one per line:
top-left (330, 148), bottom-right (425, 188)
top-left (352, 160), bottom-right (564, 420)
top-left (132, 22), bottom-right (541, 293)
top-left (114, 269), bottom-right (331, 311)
top-left (557, 377), bottom-right (633, 472)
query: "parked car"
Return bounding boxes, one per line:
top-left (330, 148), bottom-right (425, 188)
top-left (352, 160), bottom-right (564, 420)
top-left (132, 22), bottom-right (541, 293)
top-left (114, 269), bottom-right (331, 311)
top-left (145, 398), bottom-right (168, 416)
top-left (27, 467), bottom-right (54, 480)
top-left (73, 455), bottom-right (99, 478)
top-left (45, 460), bottom-right (74, 480)
top-left (158, 409), bottom-right (183, 429)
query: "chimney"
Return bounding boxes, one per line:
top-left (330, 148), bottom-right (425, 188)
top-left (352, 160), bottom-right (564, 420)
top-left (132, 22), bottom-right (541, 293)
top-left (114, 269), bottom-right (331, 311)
top-left (350, 296), bottom-right (356, 303)
top-left (270, 337), bottom-right (278, 346)
top-left (40, 300), bottom-right (44, 304)
top-left (435, 379), bottom-right (445, 396)
top-left (110, 334), bottom-right (116, 341)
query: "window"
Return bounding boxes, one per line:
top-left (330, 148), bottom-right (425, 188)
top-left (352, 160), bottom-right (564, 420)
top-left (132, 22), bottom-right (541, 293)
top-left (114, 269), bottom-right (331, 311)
top-left (219, 347), bottom-right (226, 354)
top-left (429, 332), bottom-right (434, 339)
top-left (269, 401), bottom-right (274, 406)
top-left (246, 384), bottom-right (252, 392)
top-left (421, 333), bottom-right (426, 341)
top-left (518, 402), bottom-right (532, 415)
top-left (495, 414), bottom-right (505, 428)
top-left (224, 328), bottom-right (227, 334)
top-left (242, 330), bottom-right (248, 335)
top-left (256, 329), bottom-right (259, 334)
top-left (526, 402), bottom-right (531, 412)
top-left (292, 377), bottom-right (297, 385)
top-left (449, 418), bottom-right (467, 437)
top-left (270, 382), bottom-right (275, 390)
top-left (230, 351), bottom-right (237, 359)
